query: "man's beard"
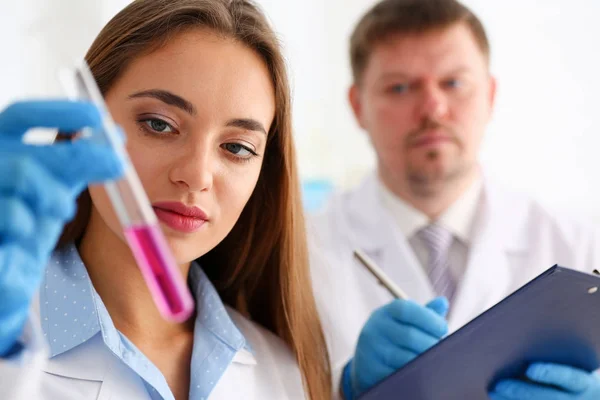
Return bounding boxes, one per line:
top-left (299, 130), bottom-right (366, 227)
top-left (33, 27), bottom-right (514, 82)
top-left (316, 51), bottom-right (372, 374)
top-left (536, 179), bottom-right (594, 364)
top-left (403, 117), bottom-right (468, 197)
top-left (407, 151), bottom-right (471, 198)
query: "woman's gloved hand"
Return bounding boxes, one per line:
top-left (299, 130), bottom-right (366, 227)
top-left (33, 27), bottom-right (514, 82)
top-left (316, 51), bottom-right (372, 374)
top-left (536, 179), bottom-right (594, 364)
top-left (0, 100), bottom-right (123, 356)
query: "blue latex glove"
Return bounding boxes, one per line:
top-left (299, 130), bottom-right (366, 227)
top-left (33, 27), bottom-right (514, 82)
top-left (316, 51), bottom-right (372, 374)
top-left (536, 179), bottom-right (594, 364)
top-left (0, 100), bottom-right (123, 357)
top-left (489, 362), bottom-right (600, 400)
top-left (342, 297), bottom-right (449, 399)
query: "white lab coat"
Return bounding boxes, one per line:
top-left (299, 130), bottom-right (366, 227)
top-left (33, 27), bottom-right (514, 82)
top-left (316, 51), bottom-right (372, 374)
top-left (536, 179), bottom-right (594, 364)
top-left (309, 173), bottom-right (600, 378)
top-left (0, 304), bottom-right (306, 400)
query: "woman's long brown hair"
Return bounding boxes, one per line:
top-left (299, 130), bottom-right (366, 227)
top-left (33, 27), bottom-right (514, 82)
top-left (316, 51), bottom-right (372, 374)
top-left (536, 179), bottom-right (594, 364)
top-left (57, 0), bottom-right (331, 398)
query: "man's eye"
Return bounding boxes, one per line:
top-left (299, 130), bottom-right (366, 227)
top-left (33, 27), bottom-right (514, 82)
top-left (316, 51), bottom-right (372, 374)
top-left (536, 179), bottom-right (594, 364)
top-left (389, 84), bottom-right (409, 94)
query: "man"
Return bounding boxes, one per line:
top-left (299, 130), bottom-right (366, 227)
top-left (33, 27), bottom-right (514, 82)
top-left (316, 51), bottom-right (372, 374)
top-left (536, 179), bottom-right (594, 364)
top-left (310, 0), bottom-right (600, 398)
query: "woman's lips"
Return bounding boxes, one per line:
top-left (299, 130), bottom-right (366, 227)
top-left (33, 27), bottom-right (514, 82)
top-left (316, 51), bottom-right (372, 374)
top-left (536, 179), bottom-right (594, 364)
top-left (152, 202), bottom-right (208, 233)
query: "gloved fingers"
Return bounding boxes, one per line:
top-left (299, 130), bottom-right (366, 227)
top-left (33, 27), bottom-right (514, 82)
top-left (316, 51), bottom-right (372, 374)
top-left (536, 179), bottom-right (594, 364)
top-left (0, 243), bottom-right (41, 357)
top-left (0, 295), bottom-right (31, 324)
top-left (426, 296), bottom-right (449, 318)
top-left (0, 303), bottom-right (31, 356)
top-left (351, 359), bottom-right (397, 395)
top-left (35, 140), bottom-right (124, 185)
top-left (0, 140), bottom-right (123, 190)
top-left (21, 217), bottom-right (67, 264)
top-left (0, 156), bottom-right (76, 220)
top-left (372, 316), bottom-right (440, 354)
top-left (0, 196), bottom-right (36, 240)
top-left (491, 379), bottom-right (574, 400)
top-left (526, 363), bottom-right (593, 393)
top-left (488, 394), bottom-right (514, 400)
top-left (0, 100), bottom-right (101, 137)
top-left (381, 299), bottom-right (448, 338)
top-left (0, 243), bottom-right (43, 306)
top-left (371, 341), bottom-right (419, 370)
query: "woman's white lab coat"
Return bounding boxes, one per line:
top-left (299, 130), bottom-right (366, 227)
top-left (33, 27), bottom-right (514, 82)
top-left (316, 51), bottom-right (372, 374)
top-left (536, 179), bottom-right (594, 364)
top-left (0, 304), bottom-right (306, 399)
top-left (309, 173), bottom-right (600, 379)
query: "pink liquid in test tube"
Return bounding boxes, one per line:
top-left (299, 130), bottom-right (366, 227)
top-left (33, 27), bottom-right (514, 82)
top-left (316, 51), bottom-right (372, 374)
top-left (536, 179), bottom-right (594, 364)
top-left (124, 224), bottom-right (194, 322)
top-left (61, 62), bottom-right (195, 323)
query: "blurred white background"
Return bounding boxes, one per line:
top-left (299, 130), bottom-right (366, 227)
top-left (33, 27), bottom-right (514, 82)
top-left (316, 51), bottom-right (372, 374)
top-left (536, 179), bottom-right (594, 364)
top-left (1, 0), bottom-right (599, 220)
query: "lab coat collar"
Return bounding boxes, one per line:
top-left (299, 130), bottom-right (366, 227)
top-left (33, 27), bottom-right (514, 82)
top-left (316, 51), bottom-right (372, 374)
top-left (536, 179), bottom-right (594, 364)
top-left (378, 175), bottom-right (483, 245)
top-left (341, 172), bottom-right (397, 252)
top-left (474, 171), bottom-right (531, 253)
top-left (446, 173), bottom-right (531, 329)
top-left (338, 170), bottom-right (532, 331)
top-left (346, 171), bottom-right (529, 255)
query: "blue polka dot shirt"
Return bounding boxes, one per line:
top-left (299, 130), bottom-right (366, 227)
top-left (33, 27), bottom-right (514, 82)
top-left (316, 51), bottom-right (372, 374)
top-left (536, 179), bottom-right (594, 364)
top-left (39, 244), bottom-right (251, 400)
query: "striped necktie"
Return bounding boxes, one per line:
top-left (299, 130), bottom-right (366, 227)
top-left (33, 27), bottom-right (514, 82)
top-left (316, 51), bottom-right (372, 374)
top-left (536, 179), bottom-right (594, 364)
top-left (417, 224), bottom-right (457, 302)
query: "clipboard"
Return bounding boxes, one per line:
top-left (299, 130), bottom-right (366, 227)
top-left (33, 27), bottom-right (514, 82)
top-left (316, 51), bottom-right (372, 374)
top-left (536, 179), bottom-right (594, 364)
top-left (359, 266), bottom-right (600, 399)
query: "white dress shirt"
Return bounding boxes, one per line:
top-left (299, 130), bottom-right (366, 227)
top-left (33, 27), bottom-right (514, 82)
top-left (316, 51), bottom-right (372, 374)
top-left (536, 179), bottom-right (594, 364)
top-left (378, 176), bottom-right (483, 283)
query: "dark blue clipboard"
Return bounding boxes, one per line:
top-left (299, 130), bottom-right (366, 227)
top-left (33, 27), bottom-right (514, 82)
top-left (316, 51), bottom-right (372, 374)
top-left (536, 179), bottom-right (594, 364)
top-left (359, 266), bottom-right (600, 400)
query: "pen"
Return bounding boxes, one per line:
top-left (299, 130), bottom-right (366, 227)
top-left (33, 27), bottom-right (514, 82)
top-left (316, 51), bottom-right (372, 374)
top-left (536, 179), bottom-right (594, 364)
top-left (353, 249), bottom-right (409, 300)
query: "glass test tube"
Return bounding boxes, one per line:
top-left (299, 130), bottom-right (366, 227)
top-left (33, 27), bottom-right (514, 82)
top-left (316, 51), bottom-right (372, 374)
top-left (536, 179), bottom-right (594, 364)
top-left (59, 61), bottom-right (194, 323)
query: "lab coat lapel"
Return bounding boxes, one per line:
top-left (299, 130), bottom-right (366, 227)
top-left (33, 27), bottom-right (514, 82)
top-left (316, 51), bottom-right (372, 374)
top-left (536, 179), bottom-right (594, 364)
top-left (41, 334), bottom-right (158, 399)
top-left (448, 179), bottom-right (528, 331)
top-left (42, 334), bottom-right (111, 381)
top-left (345, 174), bottom-right (434, 304)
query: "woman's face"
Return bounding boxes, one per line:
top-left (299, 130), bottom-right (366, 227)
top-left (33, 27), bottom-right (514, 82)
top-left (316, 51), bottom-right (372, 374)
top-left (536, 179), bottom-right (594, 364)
top-left (89, 29), bottom-right (275, 263)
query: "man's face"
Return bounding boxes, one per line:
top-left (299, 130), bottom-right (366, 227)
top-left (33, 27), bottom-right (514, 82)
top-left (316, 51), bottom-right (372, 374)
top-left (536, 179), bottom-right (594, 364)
top-left (350, 23), bottom-right (496, 195)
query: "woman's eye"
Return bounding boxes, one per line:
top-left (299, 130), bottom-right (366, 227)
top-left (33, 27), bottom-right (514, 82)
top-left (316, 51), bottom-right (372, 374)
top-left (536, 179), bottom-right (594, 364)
top-left (222, 143), bottom-right (256, 158)
top-left (143, 118), bottom-right (174, 133)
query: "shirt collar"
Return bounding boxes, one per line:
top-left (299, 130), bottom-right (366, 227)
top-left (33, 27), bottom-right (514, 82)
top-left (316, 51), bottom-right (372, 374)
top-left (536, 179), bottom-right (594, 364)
top-left (378, 179), bottom-right (428, 238)
top-left (438, 177), bottom-right (483, 244)
top-left (378, 176), bottom-right (483, 244)
top-left (188, 260), bottom-right (248, 353)
top-left (41, 244), bottom-right (251, 400)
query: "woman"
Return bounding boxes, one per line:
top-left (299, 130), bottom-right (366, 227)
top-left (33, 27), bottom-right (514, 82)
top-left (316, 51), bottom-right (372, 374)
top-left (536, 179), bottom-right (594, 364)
top-left (0, 0), bottom-right (331, 398)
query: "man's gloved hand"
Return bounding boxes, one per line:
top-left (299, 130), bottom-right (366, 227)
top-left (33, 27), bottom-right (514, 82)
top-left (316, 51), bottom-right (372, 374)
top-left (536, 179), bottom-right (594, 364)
top-left (342, 297), bottom-right (449, 399)
top-left (0, 100), bottom-right (123, 356)
top-left (490, 362), bottom-right (600, 400)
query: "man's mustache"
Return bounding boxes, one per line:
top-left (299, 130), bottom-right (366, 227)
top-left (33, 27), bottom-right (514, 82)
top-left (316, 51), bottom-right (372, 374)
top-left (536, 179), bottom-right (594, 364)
top-left (406, 118), bottom-right (459, 146)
